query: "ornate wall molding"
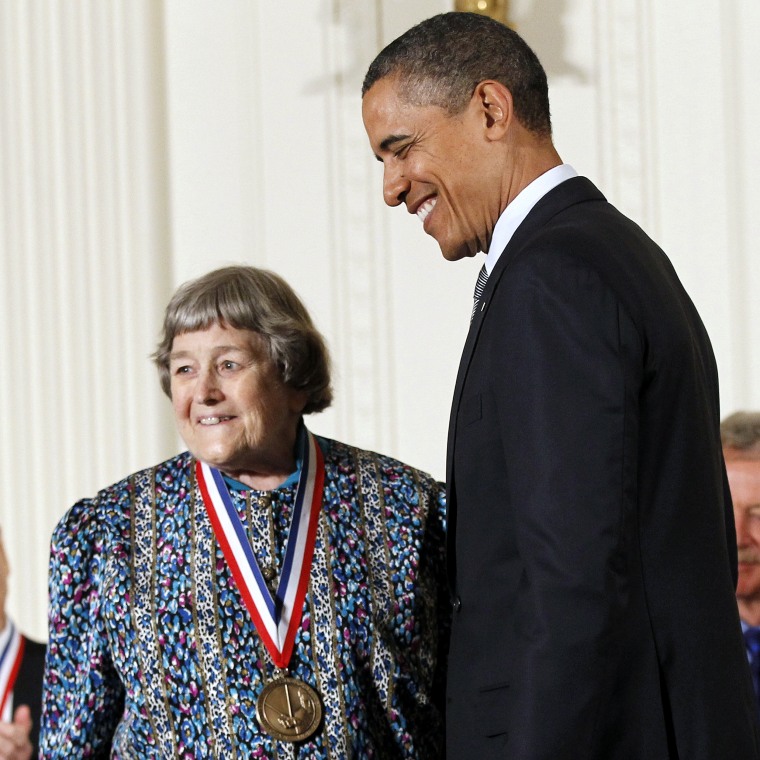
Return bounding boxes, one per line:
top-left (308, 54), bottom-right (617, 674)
top-left (593, 0), bottom-right (660, 238)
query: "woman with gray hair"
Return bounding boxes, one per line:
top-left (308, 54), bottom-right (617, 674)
top-left (40, 265), bottom-right (448, 758)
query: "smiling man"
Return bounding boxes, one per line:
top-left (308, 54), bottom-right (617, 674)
top-left (722, 412), bottom-right (760, 716)
top-left (362, 11), bottom-right (760, 760)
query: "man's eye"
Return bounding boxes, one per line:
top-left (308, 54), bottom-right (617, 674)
top-left (221, 360), bottom-right (238, 370)
top-left (172, 365), bottom-right (191, 375)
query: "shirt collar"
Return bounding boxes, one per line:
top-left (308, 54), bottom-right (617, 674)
top-left (485, 163), bottom-right (578, 274)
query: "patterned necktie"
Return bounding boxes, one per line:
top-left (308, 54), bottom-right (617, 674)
top-left (744, 627), bottom-right (760, 713)
top-left (471, 264), bottom-right (488, 322)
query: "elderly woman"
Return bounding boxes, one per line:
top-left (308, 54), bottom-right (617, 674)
top-left (40, 266), bottom-right (448, 758)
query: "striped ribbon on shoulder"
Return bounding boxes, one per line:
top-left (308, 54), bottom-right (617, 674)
top-left (196, 429), bottom-right (324, 668)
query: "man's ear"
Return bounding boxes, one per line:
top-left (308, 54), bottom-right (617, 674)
top-left (472, 80), bottom-right (513, 140)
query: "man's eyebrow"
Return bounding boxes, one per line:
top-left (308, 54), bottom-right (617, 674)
top-left (378, 133), bottom-right (411, 154)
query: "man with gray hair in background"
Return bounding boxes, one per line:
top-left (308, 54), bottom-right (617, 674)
top-left (723, 411), bottom-right (760, 719)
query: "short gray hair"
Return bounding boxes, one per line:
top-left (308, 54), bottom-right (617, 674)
top-left (721, 411), bottom-right (760, 456)
top-left (153, 266), bottom-right (332, 414)
top-left (362, 12), bottom-right (551, 137)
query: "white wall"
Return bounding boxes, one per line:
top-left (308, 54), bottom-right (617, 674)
top-left (1, 0), bottom-right (758, 640)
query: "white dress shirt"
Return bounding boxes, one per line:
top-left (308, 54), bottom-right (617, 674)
top-left (485, 163), bottom-right (578, 275)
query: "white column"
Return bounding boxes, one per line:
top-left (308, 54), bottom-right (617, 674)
top-left (0, 0), bottom-right (175, 639)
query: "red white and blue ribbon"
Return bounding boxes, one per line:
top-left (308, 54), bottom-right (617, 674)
top-left (0, 621), bottom-right (24, 721)
top-left (196, 429), bottom-right (324, 669)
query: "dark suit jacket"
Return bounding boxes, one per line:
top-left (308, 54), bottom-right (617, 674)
top-left (445, 177), bottom-right (760, 759)
top-left (12, 635), bottom-right (45, 759)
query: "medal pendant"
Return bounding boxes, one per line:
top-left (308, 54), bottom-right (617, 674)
top-left (256, 674), bottom-right (322, 743)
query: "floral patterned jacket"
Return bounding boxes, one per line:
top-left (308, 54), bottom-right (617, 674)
top-left (41, 433), bottom-right (448, 759)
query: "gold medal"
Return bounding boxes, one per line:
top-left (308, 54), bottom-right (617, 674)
top-left (255, 674), bottom-right (322, 743)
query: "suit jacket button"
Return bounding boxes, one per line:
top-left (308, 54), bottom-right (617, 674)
top-left (452, 596), bottom-right (461, 614)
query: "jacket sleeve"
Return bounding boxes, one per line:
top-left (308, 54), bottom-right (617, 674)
top-left (490, 250), bottom-right (640, 757)
top-left (40, 498), bottom-right (124, 757)
top-left (386, 469), bottom-right (450, 757)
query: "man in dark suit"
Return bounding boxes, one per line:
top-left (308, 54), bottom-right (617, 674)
top-left (362, 11), bottom-right (760, 759)
top-left (0, 531), bottom-right (45, 760)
